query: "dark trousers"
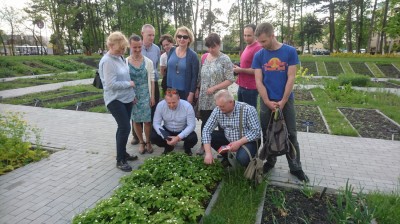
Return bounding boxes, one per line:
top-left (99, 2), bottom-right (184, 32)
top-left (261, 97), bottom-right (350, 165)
top-left (107, 100), bottom-right (132, 162)
top-left (238, 86), bottom-right (259, 109)
top-left (260, 98), bottom-right (302, 171)
top-left (150, 81), bottom-right (160, 121)
top-left (210, 130), bottom-right (257, 167)
top-left (150, 127), bottom-right (198, 152)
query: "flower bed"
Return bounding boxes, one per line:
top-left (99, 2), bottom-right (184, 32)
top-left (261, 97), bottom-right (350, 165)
top-left (300, 62), bottom-right (318, 76)
top-left (349, 62), bottom-right (373, 77)
top-left (295, 105), bottom-right (329, 134)
top-left (324, 62), bottom-right (343, 76)
top-left (376, 64), bottom-right (400, 78)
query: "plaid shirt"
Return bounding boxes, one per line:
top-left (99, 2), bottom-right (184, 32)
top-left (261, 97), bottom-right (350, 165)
top-left (202, 101), bottom-right (261, 144)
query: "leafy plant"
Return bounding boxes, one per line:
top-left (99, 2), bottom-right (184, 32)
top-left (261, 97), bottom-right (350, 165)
top-left (337, 73), bottom-right (371, 87)
top-left (300, 178), bottom-right (321, 198)
top-left (0, 112), bottom-right (48, 175)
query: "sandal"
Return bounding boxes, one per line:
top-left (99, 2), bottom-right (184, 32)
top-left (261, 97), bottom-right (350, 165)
top-left (146, 142), bottom-right (153, 154)
top-left (138, 142), bottom-right (146, 154)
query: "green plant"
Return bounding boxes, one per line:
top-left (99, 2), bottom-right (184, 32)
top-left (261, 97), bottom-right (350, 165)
top-left (337, 73), bottom-right (370, 87)
top-left (300, 178), bottom-right (320, 198)
top-left (328, 180), bottom-right (374, 223)
top-left (0, 112), bottom-right (48, 175)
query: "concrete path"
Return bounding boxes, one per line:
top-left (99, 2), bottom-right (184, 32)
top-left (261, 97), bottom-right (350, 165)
top-left (0, 81), bottom-right (399, 224)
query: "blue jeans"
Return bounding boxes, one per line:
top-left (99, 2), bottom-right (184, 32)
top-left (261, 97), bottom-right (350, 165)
top-left (107, 100), bottom-right (133, 162)
top-left (237, 86), bottom-right (258, 109)
top-left (210, 130), bottom-right (257, 167)
top-left (260, 98), bottom-right (302, 171)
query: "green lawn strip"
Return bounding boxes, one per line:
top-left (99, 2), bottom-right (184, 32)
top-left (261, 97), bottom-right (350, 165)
top-left (43, 94), bottom-right (103, 109)
top-left (340, 62), bottom-right (354, 74)
top-left (203, 168), bottom-right (267, 224)
top-left (365, 62), bottom-right (385, 78)
top-left (388, 79), bottom-right (400, 85)
top-left (300, 55), bottom-right (400, 63)
top-left (316, 61), bottom-right (328, 76)
top-left (88, 105), bottom-right (108, 113)
top-left (366, 186), bottom-right (400, 224)
top-left (392, 62), bottom-right (400, 72)
top-left (310, 88), bottom-right (358, 136)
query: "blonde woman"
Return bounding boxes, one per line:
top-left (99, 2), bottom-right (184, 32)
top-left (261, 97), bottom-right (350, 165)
top-left (127, 34), bottom-right (155, 154)
top-left (99, 31), bottom-right (137, 172)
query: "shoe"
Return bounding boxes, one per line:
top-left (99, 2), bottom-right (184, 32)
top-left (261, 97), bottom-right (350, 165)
top-left (220, 158), bottom-right (231, 168)
top-left (196, 146), bottom-right (205, 155)
top-left (162, 147), bottom-right (174, 155)
top-left (138, 142), bottom-right (146, 154)
top-left (146, 142), bottom-right (153, 154)
top-left (125, 153), bottom-right (138, 161)
top-left (263, 163), bottom-right (274, 174)
top-left (185, 149), bottom-right (193, 156)
top-left (116, 161), bottom-right (132, 172)
top-left (130, 137), bottom-right (139, 145)
top-left (290, 170), bottom-right (309, 182)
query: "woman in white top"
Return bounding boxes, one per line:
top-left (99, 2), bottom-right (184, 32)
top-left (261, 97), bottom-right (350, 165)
top-left (159, 34), bottom-right (174, 94)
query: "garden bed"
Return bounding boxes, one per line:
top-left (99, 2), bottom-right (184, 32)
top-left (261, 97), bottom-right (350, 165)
top-left (324, 62), bottom-right (343, 76)
top-left (295, 105), bottom-right (329, 134)
top-left (376, 64), bottom-right (400, 78)
top-left (24, 92), bottom-right (100, 106)
top-left (63, 98), bottom-right (104, 111)
top-left (294, 89), bottom-right (314, 101)
top-left (349, 62), bottom-right (374, 77)
top-left (339, 108), bottom-right (400, 141)
top-left (300, 62), bottom-right (318, 76)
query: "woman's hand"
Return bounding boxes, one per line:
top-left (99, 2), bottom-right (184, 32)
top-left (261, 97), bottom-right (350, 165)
top-left (150, 96), bottom-right (155, 107)
top-left (129, 80), bottom-right (135, 88)
top-left (206, 86), bottom-right (215, 95)
top-left (195, 88), bottom-right (200, 98)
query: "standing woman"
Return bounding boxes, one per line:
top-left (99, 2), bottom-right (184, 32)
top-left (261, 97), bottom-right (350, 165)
top-left (127, 34), bottom-right (155, 154)
top-left (159, 34), bottom-right (174, 95)
top-left (167, 26), bottom-right (199, 103)
top-left (99, 31), bottom-right (137, 172)
top-left (196, 33), bottom-right (235, 154)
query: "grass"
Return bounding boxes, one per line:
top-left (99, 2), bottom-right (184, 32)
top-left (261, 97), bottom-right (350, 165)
top-left (388, 79), bottom-right (400, 85)
top-left (316, 61), bottom-right (328, 76)
top-left (365, 62), bottom-right (385, 78)
top-left (366, 181), bottom-right (400, 224)
top-left (340, 62), bottom-right (354, 74)
top-left (202, 167), bottom-right (267, 224)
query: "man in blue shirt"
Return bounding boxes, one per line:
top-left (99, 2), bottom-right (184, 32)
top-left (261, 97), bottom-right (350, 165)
top-left (253, 22), bottom-right (309, 182)
top-left (202, 90), bottom-right (261, 166)
top-left (151, 88), bottom-right (198, 155)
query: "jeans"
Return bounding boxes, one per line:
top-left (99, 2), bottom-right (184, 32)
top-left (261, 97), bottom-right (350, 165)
top-left (150, 126), bottom-right (198, 152)
top-left (107, 100), bottom-right (133, 162)
top-left (260, 97), bottom-right (302, 171)
top-left (238, 86), bottom-right (259, 109)
top-left (210, 130), bottom-right (257, 167)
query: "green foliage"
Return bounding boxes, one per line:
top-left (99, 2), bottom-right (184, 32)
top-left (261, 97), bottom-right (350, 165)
top-left (0, 112), bottom-right (48, 175)
top-left (38, 58), bottom-right (87, 71)
top-left (72, 153), bottom-right (223, 223)
top-left (328, 180), bottom-right (374, 223)
top-left (337, 73), bottom-right (370, 87)
top-left (324, 80), bottom-right (368, 104)
top-left (203, 167), bottom-right (267, 224)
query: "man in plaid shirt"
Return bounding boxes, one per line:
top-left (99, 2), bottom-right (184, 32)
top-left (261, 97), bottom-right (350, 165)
top-left (202, 90), bottom-right (261, 166)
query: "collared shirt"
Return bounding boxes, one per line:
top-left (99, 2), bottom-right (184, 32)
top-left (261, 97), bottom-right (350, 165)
top-left (202, 101), bottom-right (261, 144)
top-left (142, 43), bottom-right (161, 80)
top-left (153, 99), bottom-right (196, 139)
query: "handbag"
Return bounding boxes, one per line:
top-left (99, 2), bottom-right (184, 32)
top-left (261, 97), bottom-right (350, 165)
top-left (92, 70), bottom-right (103, 89)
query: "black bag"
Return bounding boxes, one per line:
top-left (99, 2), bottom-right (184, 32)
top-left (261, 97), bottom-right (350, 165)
top-left (260, 108), bottom-right (296, 160)
top-left (92, 70), bottom-right (103, 89)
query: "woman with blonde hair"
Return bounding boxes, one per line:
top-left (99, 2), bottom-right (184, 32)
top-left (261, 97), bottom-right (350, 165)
top-left (127, 34), bottom-right (155, 154)
top-left (99, 31), bottom-right (137, 172)
top-left (166, 26), bottom-right (199, 104)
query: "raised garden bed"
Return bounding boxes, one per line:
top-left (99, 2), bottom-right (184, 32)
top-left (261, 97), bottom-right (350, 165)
top-left (64, 98), bottom-right (104, 111)
top-left (294, 89), bottom-right (314, 101)
top-left (349, 62), bottom-right (374, 77)
top-left (376, 64), bottom-right (400, 78)
top-left (24, 92), bottom-right (100, 107)
top-left (75, 58), bottom-right (99, 68)
top-left (324, 62), bottom-right (343, 76)
top-left (339, 108), bottom-right (400, 141)
top-left (300, 62), bottom-right (318, 76)
top-left (295, 105), bottom-right (329, 134)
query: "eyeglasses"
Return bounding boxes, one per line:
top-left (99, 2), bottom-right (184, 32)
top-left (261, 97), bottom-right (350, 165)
top-left (165, 88), bottom-right (178, 95)
top-left (177, 35), bottom-right (189, 40)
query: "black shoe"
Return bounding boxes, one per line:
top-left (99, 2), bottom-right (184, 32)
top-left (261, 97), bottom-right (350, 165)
top-left (220, 158), bottom-right (231, 168)
top-left (290, 170), bottom-right (309, 182)
top-left (263, 163), bottom-right (274, 174)
top-left (125, 153), bottom-right (138, 161)
top-left (162, 147), bottom-right (174, 155)
top-left (116, 161), bottom-right (132, 172)
top-left (185, 149), bottom-right (193, 156)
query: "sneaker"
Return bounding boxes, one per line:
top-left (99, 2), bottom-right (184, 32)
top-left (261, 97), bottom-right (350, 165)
top-left (263, 163), bottom-right (274, 174)
top-left (125, 153), bottom-right (138, 161)
top-left (116, 161), bottom-right (132, 172)
top-left (290, 170), bottom-right (309, 182)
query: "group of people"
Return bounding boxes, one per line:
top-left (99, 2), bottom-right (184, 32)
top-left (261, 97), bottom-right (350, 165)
top-left (98, 22), bottom-right (309, 182)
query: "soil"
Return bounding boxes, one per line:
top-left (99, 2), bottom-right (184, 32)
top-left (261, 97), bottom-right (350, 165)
top-left (64, 98), bottom-right (104, 111)
top-left (300, 62), bottom-right (318, 76)
top-left (75, 58), bottom-right (99, 68)
top-left (376, 64), bottom-right (400, 78)
top-left (350, 62), bottom-right (374, 77)
top-left (325, 62), bottom-right (343, 76)
top-left (24, 92), bottom-right (100, 106)
top-left (295, 105), bottom-right (329, 134)
top-left (339, 108), bottom-right (400, 141)
top-left (261, 185), bottom-right (336, 224)
top-left (294, 89), bottom-right (314, 101)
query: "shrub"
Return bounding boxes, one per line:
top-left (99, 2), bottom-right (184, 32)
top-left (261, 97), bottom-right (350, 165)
top-left (337, 73), bottom-right (370, 87)
top-left (0, 112), bottom-right (48, 175)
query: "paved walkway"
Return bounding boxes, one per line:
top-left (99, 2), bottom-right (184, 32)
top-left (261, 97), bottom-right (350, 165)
top-left (0, 83), bottom-right (400, 224)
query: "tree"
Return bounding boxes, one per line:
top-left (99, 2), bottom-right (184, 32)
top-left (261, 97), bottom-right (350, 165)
top-left (385, 0), bottom-right (400, 53)
top-left (0, 6), bottom-right (22, 56)
top-left (300, 14), bottom-right (323, 51)
top-left (367, 0), bottom-right (378, 53)
top-left (0, 30), bottom-right (7, 55)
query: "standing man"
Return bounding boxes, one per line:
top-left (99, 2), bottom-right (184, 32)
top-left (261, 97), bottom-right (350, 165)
top-left (151, 88), bottom-right (198, 155)
top-left (131, 24), bottom-right (161, 145)
top-left (252, 22), bottom-right (309, 182)
top-left (233, 24), bottom-right (262, 109)
top-left (202, 90), bottom-right (260, 167)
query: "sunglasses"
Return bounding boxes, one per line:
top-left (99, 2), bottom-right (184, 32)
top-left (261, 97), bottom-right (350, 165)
top-left (165, 88), bottom-right (178, 95)
top-left (177, 35), bottom-right (189, 40)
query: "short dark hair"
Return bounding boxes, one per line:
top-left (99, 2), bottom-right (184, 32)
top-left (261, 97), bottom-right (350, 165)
top-left (255, 23), bottom-right (274, 37)
top-left (244, 24), bottom-right (257, 32)
top-left (205, 33), bottom-right (221, 48)
top-left (159, 34), bottom-right (174, 46)
top-left (129, 34), bottom-right (141, 43)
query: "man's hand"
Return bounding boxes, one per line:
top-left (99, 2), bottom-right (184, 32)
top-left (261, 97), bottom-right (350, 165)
top-left (228, 141), bottom-right (242, 152)
top-left (166, 135), bottom-right (180, 146)
top-left (264, 100), bottom-right (279, 111)
top-left (277, 99), bottom-right (288, 110)
top-left (204, 151), bottom-right (214, 164)
top-left (187, 93), bottom-right (194, 104)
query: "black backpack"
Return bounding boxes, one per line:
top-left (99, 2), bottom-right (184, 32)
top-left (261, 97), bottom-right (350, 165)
top-left (260, 108), bottom-right (296, 160)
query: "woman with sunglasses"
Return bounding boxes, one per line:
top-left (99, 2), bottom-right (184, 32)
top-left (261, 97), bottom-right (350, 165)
top-left (127, 34), bottom-right (155, 154)
top-left (166, 26), bottom-right (199, 104)
top-left (99, 31), bottom-right (138, 172)
top-left (196, 33), bottom-right (235, 155)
